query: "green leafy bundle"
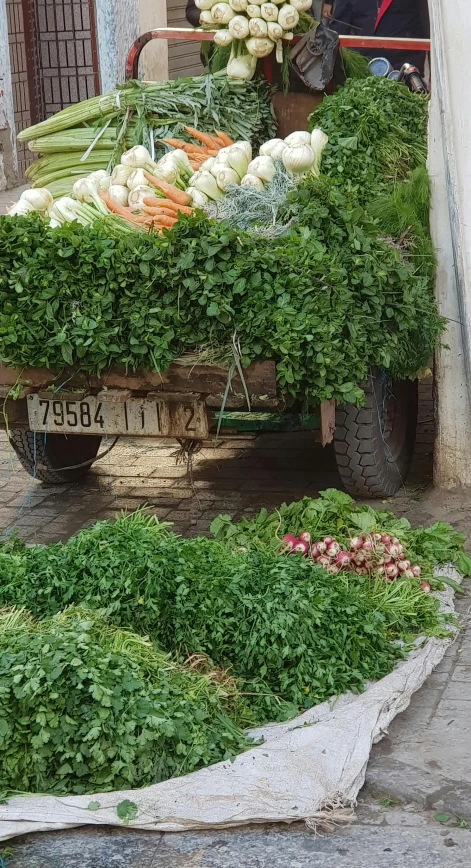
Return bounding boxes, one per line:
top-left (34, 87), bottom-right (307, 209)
top-left (210, 488), bottom-right (471, 583)
top-left (0, 509), bottom-right (448, 723)
top-left (0, 174), bottom-right (442, 403)
top-left (308, 77), bottom-right (428, 205)
top-left (0, 606), bottom-right (249, 797)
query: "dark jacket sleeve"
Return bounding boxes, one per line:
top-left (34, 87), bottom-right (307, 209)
top-left (185, 0), bottom-right (201, 27)
top-left (328, 0), bottom-right (353, 34)
top-left (420, 0), bottom-right (430, 37)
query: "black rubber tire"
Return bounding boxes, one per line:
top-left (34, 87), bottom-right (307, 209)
top-left (9, 430), bottom-right (102, 484)
top-left (333, 370), bottom-right (418, 498)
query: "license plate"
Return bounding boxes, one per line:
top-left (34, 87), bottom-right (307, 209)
top-left (27, 394), bottom-right (209, 438)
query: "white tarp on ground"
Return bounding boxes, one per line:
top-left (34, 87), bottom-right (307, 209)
top-left (0, 568), bottom-right (459, 842)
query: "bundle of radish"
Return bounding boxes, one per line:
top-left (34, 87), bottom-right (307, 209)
top-left (280, 531), bottom-right (428, 588)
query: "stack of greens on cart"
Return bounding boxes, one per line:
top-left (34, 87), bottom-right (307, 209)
top-left (0, 76), bottom-right (441, 405)
top-left (0, 490), bottom-right (468, 797)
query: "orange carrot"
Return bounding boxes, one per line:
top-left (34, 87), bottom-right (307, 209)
top-left (143, 197), bottom-right (192, 215)
top-left (184, 126), bottom-right (221, 150)
top-left (214, 130), bottom-right (233, 147)
top-left (143, 173), bottom-right (192, 206)
top-left (144, 205), bottom-right (180, 218)
top-left (152, 215), bottom-right (177, 228)
top-left (163, 138), bottom-right (208, 155)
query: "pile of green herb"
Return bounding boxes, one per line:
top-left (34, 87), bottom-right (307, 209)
top-left (0, 174), bottom-right (442, 403)
top-left (0, 606), bottom-right (249, 797)
top-left (210, 488), bottom-right (471, 584)
top-left (0, 508), bottom-right (451, 723)
top-left (308, 76), bottom-right (428, 205)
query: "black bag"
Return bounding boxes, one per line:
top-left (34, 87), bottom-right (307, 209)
top-left (290, 21), bottom-right (341, 92)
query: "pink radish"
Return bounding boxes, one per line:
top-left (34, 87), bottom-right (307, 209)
top-left (374, 533), bottom-right (382, 541)
top-left (386, 543), bottom-right (401, 559)
top-left (386, 563), bottom-right (399, 579)
top-left (362, 538), bottom-right (373, 554)
top-left (353, 551), bottom-right (366, 566)
top-left (356, 567), bottom-right (368, 576)
top-left (299, 530), bottom-right (311, 544)
top-left (336, 552), bottom-right (352, 569)
top-left (316, 541), bottom-right (327, 555)
top-left (326, 541), bottom-right (341, 558)
top-left (294, 541), bottom-right (309, 556)
top-left (420, 581), bottom-right (431, 593)
top-left (404, 569), bottom-right (415, 578)
top-left (391, 537), bottom-right (400, 545)
top-left (398, 560), bottom-right (411, 572)
top-left (412, 565), bottom-right (421, 578)
top-left (317, 555), bottom-right (331, 568)
top-left (326, 564), bottom-right (340, 574)
top-left (350, 536), bottom-right (363, 551)
top-left (323, 536), bottom-right (334, 546)
top-left (381, 534), bottom-right (391, 544)
top-left (376, 566), bottom-right (386, 577)
top-left (281, 534), bottom-right (298, 551)
top-left (311, 544), bottom-right (320, 559)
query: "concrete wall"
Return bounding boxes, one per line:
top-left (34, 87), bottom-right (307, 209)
top-left (0, 0), bottom-right (18, 189)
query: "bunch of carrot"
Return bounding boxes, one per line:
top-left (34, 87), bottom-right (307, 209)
top-left (100, 175), bottom-right (193, 233)
top-left (163, 127), bottom-right (234, 171)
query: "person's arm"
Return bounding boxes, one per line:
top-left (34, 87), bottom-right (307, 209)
top-left (185, 0), bottom-right (201, 27)
top-left (327, 0), bottom-right (353, 34)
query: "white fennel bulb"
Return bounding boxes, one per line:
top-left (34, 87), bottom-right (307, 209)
top-left (187, 186), bottom-right (209, 207)
top-left (289, 0), bottom-right (312, 9)
top-left (167, 149), bottom-right (192, 178)
top-left (227, 146), bottom-right (249, 177)
top-left (154, 154), bottom-right (181, 185)
top-left (7, 199), bottom-right (35, 217)
top-left (199, 9), bottom-right (215, 23)
top-left (210, 153), bottom-right (232, 176)
top-left (214, 28), bottom-right (233, 45)
top-left (259, 137), bottom-right (286, 158)
top-left (72, 177), bottom-right (108, 214)
top-left (228, 14), bottom-right (250, 37)
top-left (261, 2), bottom-right (278, 20)
top-left (211, 2), bottom-right (236, 23)
top-left (247, 155), bottom-right (275, 182)
top-left (233, 140), bottom-right (252, 161)
top-left (267, 20), bottom-right (283, 39)
top-left (229, 0), bottom-right (248, 9)
top-left (190, 170), bottom-right (223, 200)
top-left (247, 4), bottom-right (262, 16)
top-left (216, 166), bottom-right (241, 190)
top-left (107, 184), bottom-right (129, 206)
top-left (88, 170), bottom-right (108, 183)
top-left (284, 130), bottom-right (312, 146)
top-left (111, 165), bottom-right (134, 185)
top-left (121, 145), bottom-right (155, 171)
top-left (283, 30), bottom-right (294, 39)
top-left (99, 175), bottom-right (111, 192)
top-left (241, 173), bottom-right (264, 190)
top-left (21, 188), bottom-right (53, 212)
top-left (195, 0), bottom-right (218, 7)
top-left (53, 197), bottom-right (87, 225)
top-left (245, 36), bottom-right (275, 57)
top-left (128, 185), bottom-right (155, 209)
top-left (277, 3), bottom-right (299, 29)
top-left (127, 168), bottom-right (149, 190)
top-left (201, 156), bottom-right (216, 172)
top-left (310, 128), bottom-right (329, 175)
top-left (248, 16), bottom-right (267, 36)
top-left (226, 45), bottom-right (257, 79)
top-left (48, 218), bottom-right (62, 228)
top-left (282, 142), bottom-right (315, 175)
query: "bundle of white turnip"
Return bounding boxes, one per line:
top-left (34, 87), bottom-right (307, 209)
top-left (196, 0), bottom-right (312, 78)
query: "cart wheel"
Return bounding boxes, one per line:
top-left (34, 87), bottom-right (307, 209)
top-left (333, 369), bottom-right (418, 498)
top-left (9, 430), bottom-right (102, 484)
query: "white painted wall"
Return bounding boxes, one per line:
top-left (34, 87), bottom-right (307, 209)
top-left (94, 0), bottom-right (168, 91)
top-left (0, 0), bottom-right (18, 188)
top-left (429, 0), bottom-right (471, 488)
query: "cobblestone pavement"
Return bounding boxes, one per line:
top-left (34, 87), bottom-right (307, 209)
top-left (2, 380), bottom-right (471, 862)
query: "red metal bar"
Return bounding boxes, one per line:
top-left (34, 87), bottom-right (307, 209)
top-left (125, 29), bottom-right (431, 81)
